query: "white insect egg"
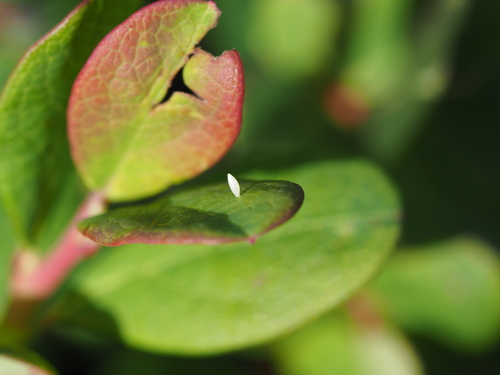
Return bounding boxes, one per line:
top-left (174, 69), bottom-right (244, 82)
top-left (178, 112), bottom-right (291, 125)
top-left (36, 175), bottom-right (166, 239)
top-left (227, 173), bottom-right (240, 198)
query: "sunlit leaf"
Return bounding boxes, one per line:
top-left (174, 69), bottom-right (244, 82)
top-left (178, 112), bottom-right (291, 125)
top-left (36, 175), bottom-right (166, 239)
top-left (50, 159), bottom-right (400, 354)
top-left (0, 0), bottom-right (142, 244)
top-left (68, 0), bottom-right (244, 201)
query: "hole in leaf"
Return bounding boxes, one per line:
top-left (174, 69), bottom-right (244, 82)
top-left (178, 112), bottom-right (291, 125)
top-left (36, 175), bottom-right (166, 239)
top-left (161, 66), bottom-right (198, 104)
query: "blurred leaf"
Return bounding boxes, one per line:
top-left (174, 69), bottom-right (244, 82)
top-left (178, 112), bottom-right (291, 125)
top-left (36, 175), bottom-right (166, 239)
top-left (0, 0), bottom-right (142, 245)
top-left (373, 237), bottom-right (500, 352)
top-left (0, 3), bottom-right (41, 90)
top-left (68, 1), bottom-right (244, 202)
top-left (0, 203), bottom-right (15, 321)
top-left (79, 179), bottom-right (304, 246)
top-left (336, 0), bottom-right (471, 162)
top-left (248, 0), bottom-right (339, 81)
top-left (0, 347), bottom-right (57, 375)
top-left (51, 159), bottom-right (400, 354)
top-left (272, 311), bottom-right (423, 375)
top-left (342, 0), bottom-right (413, 105)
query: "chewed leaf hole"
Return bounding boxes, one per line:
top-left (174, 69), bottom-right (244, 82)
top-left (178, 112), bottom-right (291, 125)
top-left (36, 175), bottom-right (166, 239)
top-left (161, 66), bottom-right (199, 104)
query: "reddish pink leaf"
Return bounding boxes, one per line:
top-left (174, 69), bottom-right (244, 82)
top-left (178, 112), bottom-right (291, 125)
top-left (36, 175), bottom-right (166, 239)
top-left (68, 0), bottom-right (244, 201)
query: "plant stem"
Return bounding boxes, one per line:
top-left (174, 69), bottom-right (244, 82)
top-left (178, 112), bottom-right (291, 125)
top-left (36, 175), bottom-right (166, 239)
top-left (11, 192), bottom-right (106, 300)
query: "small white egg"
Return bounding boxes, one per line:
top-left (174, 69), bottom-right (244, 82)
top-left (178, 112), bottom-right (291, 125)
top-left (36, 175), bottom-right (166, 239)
top-left (227, 173), bottom-right (240, 198)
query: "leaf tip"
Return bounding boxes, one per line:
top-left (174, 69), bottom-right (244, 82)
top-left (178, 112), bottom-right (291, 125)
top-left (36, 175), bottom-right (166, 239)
top-left (227, 173), bottom-right (240, 197)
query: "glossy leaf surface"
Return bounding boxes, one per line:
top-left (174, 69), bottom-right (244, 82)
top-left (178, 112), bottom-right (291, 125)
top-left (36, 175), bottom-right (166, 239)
top-left (79, 179), bottom-right (304, 246)
top-left (52, 160), bottom-right (400, 354)
top-left (68, 0), bottom-right (244, 201)
top-left (374, 237), bottom-right (500, 352)
top-left (0, 0), bottom-right (142, 244)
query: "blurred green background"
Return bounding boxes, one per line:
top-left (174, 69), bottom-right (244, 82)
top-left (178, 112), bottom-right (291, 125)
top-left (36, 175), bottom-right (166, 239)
top-left (1, 0), bottom-right (499, 374)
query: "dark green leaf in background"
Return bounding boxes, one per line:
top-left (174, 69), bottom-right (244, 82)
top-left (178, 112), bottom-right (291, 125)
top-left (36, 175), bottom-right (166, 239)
top-left (51, 159), bottom-right (400, 354)
top-left (336, 0), bottom-right (471, 162)
top-left (0, 0), bottom-right (142, 246)
top-left (91, 347), bottom-right (247, 375)
top-left (79, 179), bottom-right (304, 246)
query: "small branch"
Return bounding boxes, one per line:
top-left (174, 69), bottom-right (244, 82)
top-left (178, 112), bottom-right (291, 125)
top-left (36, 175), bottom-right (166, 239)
top-left (11, 192), bottom-right (106, 300)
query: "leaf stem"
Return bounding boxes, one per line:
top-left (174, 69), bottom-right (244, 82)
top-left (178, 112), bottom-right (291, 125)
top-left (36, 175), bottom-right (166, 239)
top-left (11, 192), bottom-right (106, 300)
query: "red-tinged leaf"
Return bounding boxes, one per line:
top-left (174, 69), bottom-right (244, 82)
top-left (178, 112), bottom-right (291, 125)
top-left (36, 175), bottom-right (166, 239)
top-left (0, 0), bottom-right (142, 244)
top-left (78, 179), bottom-right (304, 246)
top-left (68, 0), bottom-right (244, 201)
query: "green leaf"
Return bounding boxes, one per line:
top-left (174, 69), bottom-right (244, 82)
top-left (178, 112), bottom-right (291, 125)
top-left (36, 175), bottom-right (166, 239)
top-left (373, 237), bottom-right (500, 352)
top-left (0, 347), bottom-right (57, 375)
top-left (68, 0), bottom-right (244, 202)
top-left (51, 159), bottom-right (400, 354)
top-left (79, 179), bottom-right (304, 246)
top-left (272, 311), bottom-right (423, 375)
top-left (248, 0), bottom-right (340, 81)
top-left (35, 173), bottom-right (85, 254)
top-left (0, 203), bottom-right (16, 321)
top-left (0, 0), bottom-right (142, 244)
